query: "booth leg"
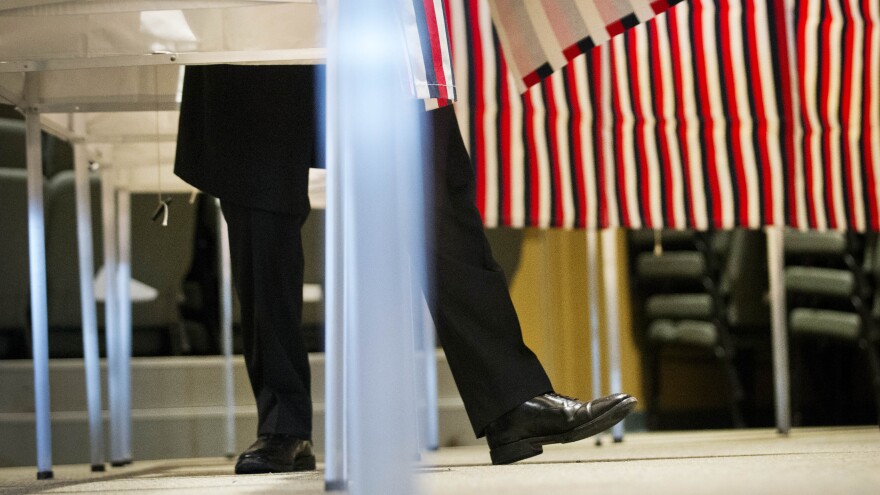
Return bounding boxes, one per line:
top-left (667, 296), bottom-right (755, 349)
top-left (416, 293), bottom-right (439, 452)
top-left (100, 166), bottom-right (126, 466)
top-left (116, 186), bottom-right (133, 464)
top-left (586, 229), bottom-right (604, 446)
top-left (24, 106), bottom-right (54, 480)
top-left (217, 203), bottom-right (237, 458)
top-left (72, 126), bottom-right (105, 471)
top-left (329, 2), bottom-right (423, 492)
top-left (766, 226), bottom-right (791, 434)
top-left (601, 229), bottom-right (625, 442)
top-left (324, 3), bottom-right (346, 486)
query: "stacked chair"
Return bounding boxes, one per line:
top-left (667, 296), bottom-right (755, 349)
top-left (1, 112), bottom-right (37, 358)
top-left (2, 103), bottom-right (206, 359)
top-left (783, 230), bottom-right (880, 426)
top-left (44, 169), bottom-right (199, 357)
top-left (0, 114), bottom-right (27, 169)
top-left (0, 168), bottom-right (32, 358)
top-left (629, 228), bottom-right (770, 429)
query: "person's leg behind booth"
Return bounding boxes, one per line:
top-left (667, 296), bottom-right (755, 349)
top-left (173, 63), bottom-right (322, 475)
top-left (221, 201), bottom-right (317, 474)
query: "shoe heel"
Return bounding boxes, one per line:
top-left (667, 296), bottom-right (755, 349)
top-left (294, 454), bottom-right (317, 471)
top-left (490, 441), bottom-right (542, 465)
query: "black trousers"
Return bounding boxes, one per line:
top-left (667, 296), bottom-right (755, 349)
top-left (222, 105), bottom-right (551, 441)
top-left (220, 201), bottom-right (313, 438)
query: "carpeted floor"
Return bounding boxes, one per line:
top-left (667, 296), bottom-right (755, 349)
top-left (1, 426), bottom-right (878, 494)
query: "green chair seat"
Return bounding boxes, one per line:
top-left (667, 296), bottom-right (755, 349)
top-left (648, 319), bottom-right (718, 347)
top-left (783, 230), bottom-right (847, 255)
top-left (637, 251), bottom-right (707, 280)
top-left (784, 266), bottom-right (853, 298)
top-left (629, 229), bottom-right (697, 250)
top-left (645, 294), bottom-right (714, 319)
top-left (789, 308), bottom-right (860, 341)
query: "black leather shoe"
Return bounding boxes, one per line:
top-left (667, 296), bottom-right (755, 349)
top-left (234, 435), bottom-right (317, 474)
top-left (484, 392), bottom-right (637, 465)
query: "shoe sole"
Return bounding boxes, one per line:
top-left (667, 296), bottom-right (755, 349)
top-left (234, 454), bottom-right (317, 474)
top-left (489, 396), bottom-right (638, 465)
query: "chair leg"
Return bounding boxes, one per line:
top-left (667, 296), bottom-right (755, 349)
top-left (717, 344), bottom-right (745, 428)
top-left (647, 348), bottom-right (662, 430)
top-left (169, 321), bottom-right (192, 356)
top-left (714, 314), bottom-right (745, 427)
top-left (863, 339), bottom-right (880, 428)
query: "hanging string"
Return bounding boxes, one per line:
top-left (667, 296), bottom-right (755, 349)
top-left (152, 63), bottom-right (171, 227)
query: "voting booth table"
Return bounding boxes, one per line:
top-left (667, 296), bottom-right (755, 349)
top-left (0, 0), bottom-right (331, 480)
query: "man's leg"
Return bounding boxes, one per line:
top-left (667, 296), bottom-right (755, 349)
top-left (426, 105), bottom-right (552, 434)
top-left (220, 200), bottom-right (316, 472)
top-left (426, 106), bottom-right (637, 464)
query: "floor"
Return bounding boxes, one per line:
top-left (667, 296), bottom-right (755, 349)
top-left (1, 427), bottom-right (878, 495)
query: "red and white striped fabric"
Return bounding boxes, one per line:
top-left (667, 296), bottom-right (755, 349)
top-left (403, 0), bottom-right (457, 102)
top-left (487, 0), bottom-right (683, 91)
top-left (405, 0), bottom-right (675, 103)
top-left (448, 0), bottom-right (880, 231)
top-left (791, 0), bottom-right (880, 231)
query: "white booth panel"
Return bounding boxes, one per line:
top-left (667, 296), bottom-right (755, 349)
top-left (0, 66), bottom-right (183, 112)
top-left (0, 1), bottom-right (301, 16)
top-left (41, 111), bottom-right (181, 142)
top-left (0, 3), bottom-right (322, 62)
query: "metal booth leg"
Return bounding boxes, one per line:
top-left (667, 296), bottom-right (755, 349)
top-left (115, 183), bottom-right (133, 464)
top-left (766, 226), bottom-right (791, 434)
top-left (586, 229), bottom-right (604, 445)
top-left (100, 165), bottom-right (126, 466)
top-left (600, 228), bottom-right (625, 442)
top-left (71, 118), bottom-right (106, 471)
top-left (24, 102), bottom-right (54, 480)
top-left (329, 1), bottom-right (424, 493)
top-left (324, 0), bottom-right (346, 489)
top-left (217, 201), bottom-right (237, 458)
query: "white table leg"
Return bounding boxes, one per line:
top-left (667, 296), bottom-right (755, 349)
top-left (586, 229), bottom-right (603, 445)
top-left (116, 185), bottom-right (133, 463)
top-left (766, 226), bottom-right (791, 434)
top-left (601, 229), bottom-right (625, 442)
top-left (217, 202), bottom-right (236, 458)
top-left (100, 166), bottom-right (125, 466)
top-left (324, 1), bottom-right (347, 489)
top-left (418, 293), bottom-right (439, 451)
top-left (24, 103), bottom-right (53, 480)
top-left (331, 1), bottom-right (422, 492)
top-left (71, 121), bottom-right (105, 471)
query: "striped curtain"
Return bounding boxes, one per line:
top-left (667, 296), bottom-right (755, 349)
top-left (448, 0), bottom-right (880, 231)
top-left (487, 0), bottom-right (684, 91)
top-left (791, 0), bottom-right (880, 231)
